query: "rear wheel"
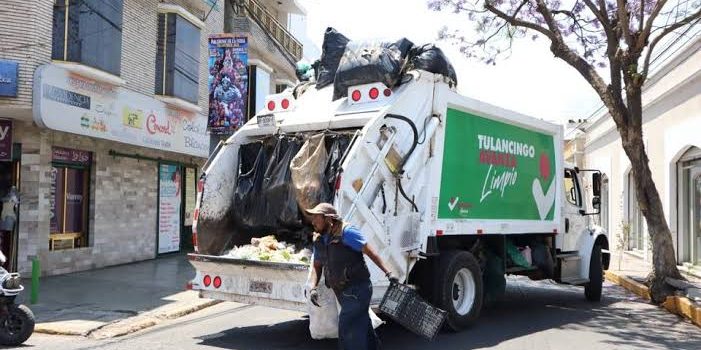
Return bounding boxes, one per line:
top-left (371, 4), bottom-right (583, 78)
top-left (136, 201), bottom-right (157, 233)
top-left (0, 304), bottom-right (35, 346)
top-left (436, 251), bottom-right (484, 331)
top-left (585, 244), bottom-right (603, 302)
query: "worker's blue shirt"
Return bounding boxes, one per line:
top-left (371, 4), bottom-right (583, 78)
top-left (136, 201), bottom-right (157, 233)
top-left (313, 225), bottom-right (366, 261)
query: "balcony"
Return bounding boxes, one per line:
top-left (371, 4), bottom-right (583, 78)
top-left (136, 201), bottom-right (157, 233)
top-left (241, 0), bottom-right (303, 61)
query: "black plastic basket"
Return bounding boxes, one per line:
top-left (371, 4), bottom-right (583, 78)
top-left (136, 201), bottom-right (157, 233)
top-left (379, 282), bottom-right (447, 340)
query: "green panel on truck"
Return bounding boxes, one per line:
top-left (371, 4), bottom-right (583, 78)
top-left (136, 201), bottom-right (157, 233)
top-left (438, 107), bottom-right (556, 221)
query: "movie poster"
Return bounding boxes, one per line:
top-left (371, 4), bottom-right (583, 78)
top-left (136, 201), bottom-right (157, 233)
top-left (208, 34), bottom-right (248, 135)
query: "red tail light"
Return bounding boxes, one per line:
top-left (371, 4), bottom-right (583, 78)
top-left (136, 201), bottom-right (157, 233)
top-left (334, 174), bottom-right (342, 190)
top-left (351, 90), bottom-right (362, 102)
top-left (369, 87), bottom-right (379, 99)
top-left (213, 276), bottom-right (222, 289)
top-left (267, 101), bottom-right (275, 111)
top-left (203, 275), bottom-right (211, 287)
top-left (383, 88), bottom-right (392, 97)
top-left (281, 98), bottom-right (290, 109)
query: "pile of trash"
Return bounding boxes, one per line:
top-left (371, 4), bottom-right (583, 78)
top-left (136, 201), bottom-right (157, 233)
top-left (226, 235), bottom-right (312, 265)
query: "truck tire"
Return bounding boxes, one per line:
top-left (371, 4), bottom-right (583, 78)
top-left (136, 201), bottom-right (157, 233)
top-left (585, 244), bottom-right (603, 302)
top-left (436, 251), bottom-right (484, 331)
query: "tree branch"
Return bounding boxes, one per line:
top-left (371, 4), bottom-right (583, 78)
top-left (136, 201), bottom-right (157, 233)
top-left (638, 0), bottom-right (669, 51)
top-left (534, 0), bottom-right (565, 41)
top-left (642, 9), bottom-right (701, 79)
top-left (484, 3), bottom-right (557, 41)
top-left (616, 0), bottom-right (635, 48)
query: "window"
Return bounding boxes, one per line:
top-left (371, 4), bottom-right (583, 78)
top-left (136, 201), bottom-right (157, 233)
top-left (678, 147), bottom-right (701, 264)
top-left (52, 0), bottom-right (124, 75)
top-left (49, 148), bottom-right (92, 251)
top-left (564, 169), bottom-right (580, 206)
top-left (155, 12), bottom-right (201, 104)
top-left (626, 171), bottom-right (645, 251)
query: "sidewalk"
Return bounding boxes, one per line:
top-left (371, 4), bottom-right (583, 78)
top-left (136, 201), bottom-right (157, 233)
top-left (18, 253), bottom-right (219, 339)
top-left (605, 251), bottom-right (701, 327)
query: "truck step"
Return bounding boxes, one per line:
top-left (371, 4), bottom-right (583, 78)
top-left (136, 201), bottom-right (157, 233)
top-left (560, 277), bottom-right (589, 285)
top-left (556, 252), bottom-right (581, 261)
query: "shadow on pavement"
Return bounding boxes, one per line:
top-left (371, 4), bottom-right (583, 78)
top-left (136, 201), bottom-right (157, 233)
top-left (196, 278), bottom-right (701, 350)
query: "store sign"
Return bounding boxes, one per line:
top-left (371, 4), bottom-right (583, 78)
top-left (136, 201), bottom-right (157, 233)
top-left (52, 146), bottom-right (91, 165)
top-left (0, 60), bottom-right (18, 97)
top-left (33, 64), bottom-right (209, 157)
top-left (0, 119), bottom-right (12, 161)
top-left (158, 164), bottom-right (181, 254)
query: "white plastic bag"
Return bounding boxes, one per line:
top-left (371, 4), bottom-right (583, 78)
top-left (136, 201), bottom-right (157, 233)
top-left (306, 265), bottom-right (384, 339)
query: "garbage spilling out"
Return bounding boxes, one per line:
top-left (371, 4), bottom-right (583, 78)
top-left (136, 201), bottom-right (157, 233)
top-left (226, 235), bottom-right (312, 264)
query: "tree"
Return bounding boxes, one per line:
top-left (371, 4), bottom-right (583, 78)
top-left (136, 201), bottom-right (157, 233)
top-left (429, 0), bottom-right (700, 302)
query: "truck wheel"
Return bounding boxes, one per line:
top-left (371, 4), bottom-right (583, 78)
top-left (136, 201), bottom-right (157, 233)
top-left (436, 251), bottom-right (484, 331)
top-left (584, 244), bottom-right (603, 302)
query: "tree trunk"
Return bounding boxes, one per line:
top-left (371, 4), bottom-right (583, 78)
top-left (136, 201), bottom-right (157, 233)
top-left (619, 126), bottom-right (683, 303)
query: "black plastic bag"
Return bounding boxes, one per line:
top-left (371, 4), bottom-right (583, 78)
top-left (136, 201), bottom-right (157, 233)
top-left (332, 38), bottom-right (414, 100)
top-left (231, 140), bottom-right (270, 232)
top-left (407, 44), bottom-right (458, 86)
top-left (316, 28), bottom-right (351, 90)
top-left (324, 134), bottom-right (351, 202)
top-left (263, 136), bottom-right (303, 229)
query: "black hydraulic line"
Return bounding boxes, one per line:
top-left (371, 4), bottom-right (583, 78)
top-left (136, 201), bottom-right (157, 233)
top-left (383, 114), bottom-right (418, 172)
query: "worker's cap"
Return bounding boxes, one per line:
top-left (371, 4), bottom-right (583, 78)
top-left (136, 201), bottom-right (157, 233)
top-left (305, 203), bottom-right (339, 220)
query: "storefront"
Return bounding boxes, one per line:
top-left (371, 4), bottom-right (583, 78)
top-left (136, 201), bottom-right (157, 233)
top-left (11, 63), bottom-right (211, 276)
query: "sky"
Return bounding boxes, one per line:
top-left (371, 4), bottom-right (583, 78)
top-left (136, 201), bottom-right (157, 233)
top-left (293, 0), bottom-right (604, 125)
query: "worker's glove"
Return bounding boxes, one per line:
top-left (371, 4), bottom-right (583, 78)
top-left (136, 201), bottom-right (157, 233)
top-left (386, 271), bottom-right (399, 284)
top-left (309, 287), bottom-right (320, 307)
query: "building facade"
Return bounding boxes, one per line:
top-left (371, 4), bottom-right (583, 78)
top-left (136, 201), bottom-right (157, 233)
top-left (581, 37), bottom-right (701, 274)
top-left (225, 0), bottom-right (305, 119)
top-left (0, 0), bottom-right (225, 275)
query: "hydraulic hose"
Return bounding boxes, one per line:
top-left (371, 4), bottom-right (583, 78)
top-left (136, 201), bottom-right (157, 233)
top-left (384, 114), bottom-right (420, 212)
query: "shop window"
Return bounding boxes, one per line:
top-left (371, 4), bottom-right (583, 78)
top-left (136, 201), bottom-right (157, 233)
top-left (155, 12), bottom-right (201, 104)
top-left (275, 84), bottom-right (290, 94)
top-left (626, 171), bottom-right (646, 252)
top-left (51, 0), bottom-right (124, 76)
top-left (49, 148), bottom-right (92, 251)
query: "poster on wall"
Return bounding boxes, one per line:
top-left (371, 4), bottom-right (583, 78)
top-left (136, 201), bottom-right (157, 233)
top-left (184, 168), bottom-right (196, 226)
top-left (158, 164), bottom-right (182, 254)
top-left (207, 34), bottom-right (248, 135)
top-left (0, 119), bottom-right (12, 161)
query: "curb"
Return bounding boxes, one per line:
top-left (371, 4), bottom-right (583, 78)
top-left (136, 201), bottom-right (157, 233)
top-left (34, 299), bottom-right (222, 338)
top-left (88, 299), bottom-right (222, 339)
top-left (605, 270), bottom-right (701, 327)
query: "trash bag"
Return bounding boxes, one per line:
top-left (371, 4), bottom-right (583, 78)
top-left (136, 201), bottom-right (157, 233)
top-left (332, 38), bottom-right (414, 101)
top-left (306, 263), bottom-right (384, 339)
top-left (323, 134), bottom-right (351, 202)
top-left (291, 134), bottom-right (329, 220)
top-left (263, 136), bottom-right (303, 229)
top-left (296, 62), bottom-right (314, 82)
top-left (231, 140), bottom-right (269, 231)
top-left (316, 28), bottom-right (351, 90)
top-left (406, 44), bottom-right (458, 86)
top-left (505, 238), bottom-right (530, 268)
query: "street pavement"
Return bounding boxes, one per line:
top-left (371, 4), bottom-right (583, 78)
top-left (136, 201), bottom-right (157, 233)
top-left (23, 276), bottom-right (701, 350)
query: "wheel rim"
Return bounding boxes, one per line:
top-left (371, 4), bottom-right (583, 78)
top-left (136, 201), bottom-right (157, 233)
top-left (452, 268), bottom-right (476, 316)
top-left (3, 313), bottom-right (23, 335)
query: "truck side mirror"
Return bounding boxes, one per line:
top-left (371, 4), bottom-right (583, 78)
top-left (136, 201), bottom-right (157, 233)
top-left (592, 196), bottom-right (601, 210)
top-left (592, 172), bottom-right (601, 197)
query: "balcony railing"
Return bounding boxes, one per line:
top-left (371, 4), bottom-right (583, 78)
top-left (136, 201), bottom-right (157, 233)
top-left (242, 0), bottom-right (303, 61)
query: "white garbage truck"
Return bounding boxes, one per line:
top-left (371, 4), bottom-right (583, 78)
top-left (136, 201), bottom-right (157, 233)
top-left (188, 70), bottom-right (610, 331)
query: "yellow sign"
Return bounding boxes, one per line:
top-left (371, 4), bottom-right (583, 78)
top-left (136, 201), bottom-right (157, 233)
top-left (122, 107), bottom-right (143, 129)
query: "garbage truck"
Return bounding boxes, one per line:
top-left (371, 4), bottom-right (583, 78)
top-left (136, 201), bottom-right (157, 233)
top-left (188, 69), bottom-right (610, 331)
